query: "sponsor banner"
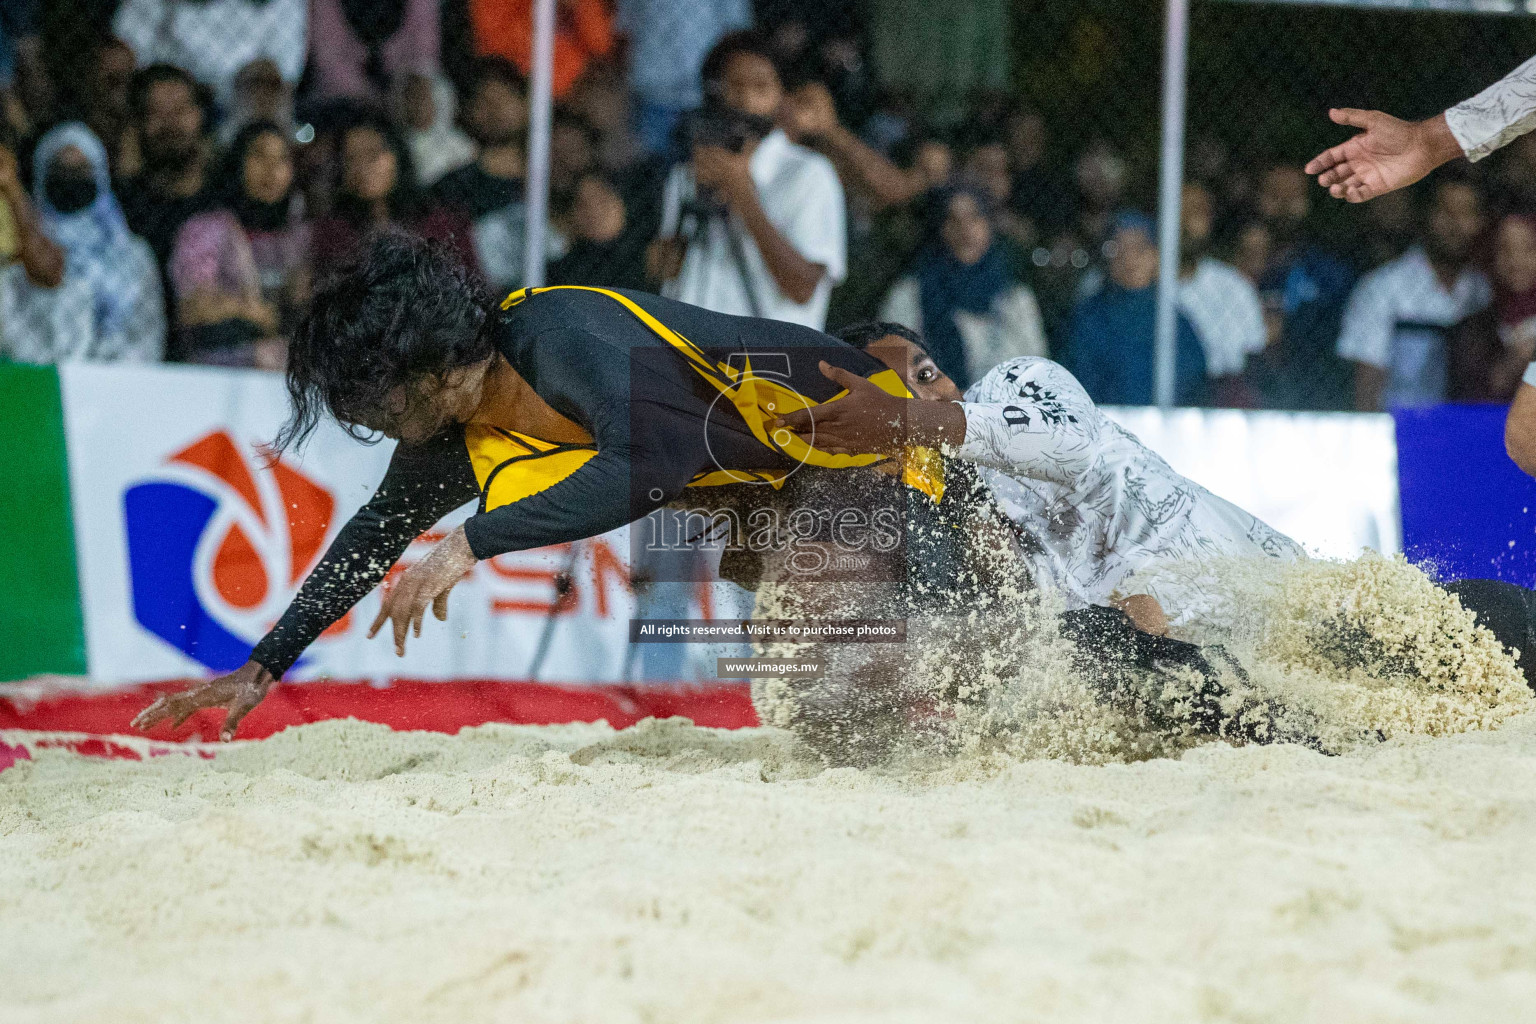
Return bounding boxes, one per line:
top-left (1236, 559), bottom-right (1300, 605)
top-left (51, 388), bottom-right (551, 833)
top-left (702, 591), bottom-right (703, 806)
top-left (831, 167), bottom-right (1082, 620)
top-left (1396, 404), bottom-right (1536, 586)
top-left (59, 363), bottom-right (638, 687)
top-left (1104, 407), bottom-right (1400, 559)
top-left (0, 365), bottom-right (86, 680)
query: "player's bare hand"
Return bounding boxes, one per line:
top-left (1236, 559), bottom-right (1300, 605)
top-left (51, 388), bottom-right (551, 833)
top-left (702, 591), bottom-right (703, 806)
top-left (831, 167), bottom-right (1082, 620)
top-left (131, 660), bottom-right (275, 741)
top-left (369, 525), bottom-right (477, 656)
top-left (782, 82), bottom-right (840, 142)
top-left (773, 362), bottom-right (910, 455)
top-left (1304, 109), bottom-right (1463, 203)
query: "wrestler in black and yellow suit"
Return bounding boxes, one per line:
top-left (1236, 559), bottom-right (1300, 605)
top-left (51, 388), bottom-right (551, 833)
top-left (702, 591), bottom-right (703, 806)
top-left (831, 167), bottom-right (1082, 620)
top-left (251, 286), bottom-right (938, 677)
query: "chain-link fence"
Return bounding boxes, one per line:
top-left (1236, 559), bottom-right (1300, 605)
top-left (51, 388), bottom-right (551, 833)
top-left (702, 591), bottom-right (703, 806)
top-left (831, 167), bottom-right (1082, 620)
top-left (982, 0), bottom-right (1536, 411)
top-left (3, 0), bottom-right (1535, 412)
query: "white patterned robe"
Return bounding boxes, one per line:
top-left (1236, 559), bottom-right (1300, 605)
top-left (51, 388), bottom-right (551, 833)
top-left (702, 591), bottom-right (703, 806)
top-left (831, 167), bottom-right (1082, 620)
top-left (1447, 55), bottom-right (1536, 163)
top-left (954, 357), bottom-right (1304, 625)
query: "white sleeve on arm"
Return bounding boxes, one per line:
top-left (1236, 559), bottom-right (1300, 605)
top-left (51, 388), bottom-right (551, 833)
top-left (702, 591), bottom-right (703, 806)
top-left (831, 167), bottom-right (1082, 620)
top-left (782, 154), bottom-right (848, 283)
top-left (1523, 361), bottom-right (1536, 389)
top-left (1446, 55), bottom-right (1536, 163)
top-left (953, 358), bottom-right (1104, 485)
top-left (1336, 272), bottom-right (1394, 369)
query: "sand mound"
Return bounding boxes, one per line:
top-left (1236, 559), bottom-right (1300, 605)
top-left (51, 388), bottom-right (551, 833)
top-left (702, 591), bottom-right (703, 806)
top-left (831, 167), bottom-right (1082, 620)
top-left (754, 552), bottom-right (1535, 765)
top-left (6, 715), bottom-right (1536, 1022)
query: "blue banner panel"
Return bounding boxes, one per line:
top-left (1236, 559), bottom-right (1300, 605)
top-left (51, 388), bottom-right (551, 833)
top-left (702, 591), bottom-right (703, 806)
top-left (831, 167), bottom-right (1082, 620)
top-left (1396, 404), bottom-right (1536, 585)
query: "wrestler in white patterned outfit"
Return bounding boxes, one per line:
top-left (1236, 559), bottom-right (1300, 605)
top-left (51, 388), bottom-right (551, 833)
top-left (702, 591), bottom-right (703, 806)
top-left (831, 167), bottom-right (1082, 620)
top-left (954, 357), bottom-right (1304, 627)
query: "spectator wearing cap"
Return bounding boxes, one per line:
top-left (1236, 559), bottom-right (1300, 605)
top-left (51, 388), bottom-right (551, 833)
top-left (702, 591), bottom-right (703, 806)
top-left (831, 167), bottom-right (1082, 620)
top-left (1176, 181), bottom-right (1266, 407)
top-left (112, 0), bottom-right (305, 108)
top-left (308, 0), bottom-right (440, 103)
top-left (1337, 176), bottom-right (1490, 411)
top-left (1064, 211), bottom-right (1207, 407)
top-left (2, 122), bottom-right (164, 364)
top-left (648, 31), bottom-right (846, 330)
top-left (616, 0), bottom-right (752, 159)
top-left (878, 183), bottom-right (1045, 390)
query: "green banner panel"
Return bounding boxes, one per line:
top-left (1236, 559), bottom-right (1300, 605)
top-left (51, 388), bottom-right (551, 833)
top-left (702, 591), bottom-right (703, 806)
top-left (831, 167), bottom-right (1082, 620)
top-left (0, 363), bottom-right (86, 679)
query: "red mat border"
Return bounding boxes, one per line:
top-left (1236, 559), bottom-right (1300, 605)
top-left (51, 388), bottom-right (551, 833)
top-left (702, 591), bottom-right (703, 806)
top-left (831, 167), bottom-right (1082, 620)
top-left (0, 679), bottom-right (759, 746)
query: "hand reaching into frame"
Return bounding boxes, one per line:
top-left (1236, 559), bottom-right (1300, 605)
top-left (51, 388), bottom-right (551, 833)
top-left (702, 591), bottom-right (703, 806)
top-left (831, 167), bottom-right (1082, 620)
top-left (1304, 109), bottom-right (1464, 203)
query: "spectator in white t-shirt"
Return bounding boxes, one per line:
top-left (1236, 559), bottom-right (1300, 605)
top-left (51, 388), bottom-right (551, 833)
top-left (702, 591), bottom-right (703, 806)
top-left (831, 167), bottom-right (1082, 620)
top-left (1176, 181), bottom-right (1265, 406)
top-left (648, 31), bottom-right (846, 330)
top-left (1337, 177), bottom-right (1490, 411)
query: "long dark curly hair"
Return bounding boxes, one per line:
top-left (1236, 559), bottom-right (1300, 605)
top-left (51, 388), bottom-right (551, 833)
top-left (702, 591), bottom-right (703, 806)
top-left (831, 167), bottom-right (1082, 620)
top-left (276, 230), bottom-right (492, 452)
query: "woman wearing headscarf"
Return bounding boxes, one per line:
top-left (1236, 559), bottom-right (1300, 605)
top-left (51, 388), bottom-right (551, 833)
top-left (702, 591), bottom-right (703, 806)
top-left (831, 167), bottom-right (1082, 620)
top-left (0, 123), bottom-right (164, 363)
top-left (308, 0), bottom-right (440, 102)
top-left (309, 111), bottom-right (480, 274)
top-left (1450, 212), bottom-right (1536, 402)
top-left (393, 71), bottom-right (476, 187)
top-left (878, 183), bottom-right (1046, 390)
top-left (169, 121), bottom-right (311, 368)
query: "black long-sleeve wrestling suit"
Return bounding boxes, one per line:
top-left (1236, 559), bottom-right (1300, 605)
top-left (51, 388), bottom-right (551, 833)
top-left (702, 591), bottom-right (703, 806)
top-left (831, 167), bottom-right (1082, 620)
top-left (250, 286), bottom-right (934, 677)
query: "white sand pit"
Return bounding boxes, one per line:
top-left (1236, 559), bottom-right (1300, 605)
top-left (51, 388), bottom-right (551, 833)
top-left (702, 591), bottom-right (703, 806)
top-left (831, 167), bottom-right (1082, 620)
top-left (5, 712), bottom-right (1536, 1023)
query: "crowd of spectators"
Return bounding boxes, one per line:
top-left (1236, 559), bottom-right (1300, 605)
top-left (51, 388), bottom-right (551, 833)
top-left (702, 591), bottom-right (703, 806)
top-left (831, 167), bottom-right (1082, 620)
top-left (0, 0), bottom-right (1532, 412)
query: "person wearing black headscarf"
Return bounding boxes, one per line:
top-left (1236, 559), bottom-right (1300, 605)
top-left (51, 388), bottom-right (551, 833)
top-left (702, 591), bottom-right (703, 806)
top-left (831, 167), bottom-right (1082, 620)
top-left (877, 183), bottom-right (1047, 390)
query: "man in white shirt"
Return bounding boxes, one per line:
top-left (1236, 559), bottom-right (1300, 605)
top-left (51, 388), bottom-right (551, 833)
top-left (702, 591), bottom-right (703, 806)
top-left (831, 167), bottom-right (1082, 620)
top-left (647, 31), bottom-right (846, 330)
top-left (1176, 182), bottom-right (1265, 394)
top-left (1306, 55), bottom-right (1536, 204)
top-left (1336, 178), bottom-right (1490, 411)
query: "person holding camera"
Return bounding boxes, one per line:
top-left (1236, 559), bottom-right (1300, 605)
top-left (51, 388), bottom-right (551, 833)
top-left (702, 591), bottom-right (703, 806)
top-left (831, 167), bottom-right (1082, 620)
top-left (645, 30), bottom-right (846, 330)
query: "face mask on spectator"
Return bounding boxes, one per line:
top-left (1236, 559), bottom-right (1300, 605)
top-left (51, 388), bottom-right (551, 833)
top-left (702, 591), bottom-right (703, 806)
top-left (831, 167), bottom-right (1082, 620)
top-left (45, 169), bottom-right (99, 213)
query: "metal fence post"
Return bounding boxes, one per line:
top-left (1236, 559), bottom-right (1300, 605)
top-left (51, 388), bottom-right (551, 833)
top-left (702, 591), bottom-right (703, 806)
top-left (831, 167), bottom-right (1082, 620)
top-left (522, 0), bottom-right (557, 289)
top-left (1154, 0), bottom-right (1191, 408)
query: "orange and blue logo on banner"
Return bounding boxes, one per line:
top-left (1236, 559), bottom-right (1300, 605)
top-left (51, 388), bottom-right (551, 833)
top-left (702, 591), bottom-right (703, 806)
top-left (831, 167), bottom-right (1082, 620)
top-left (123, 430), bottom-right (337, 670)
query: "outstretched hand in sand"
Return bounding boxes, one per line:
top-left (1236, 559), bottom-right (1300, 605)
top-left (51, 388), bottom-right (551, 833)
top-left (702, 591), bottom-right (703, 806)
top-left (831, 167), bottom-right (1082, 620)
top-left (132, 660), bottom-right (275, 741)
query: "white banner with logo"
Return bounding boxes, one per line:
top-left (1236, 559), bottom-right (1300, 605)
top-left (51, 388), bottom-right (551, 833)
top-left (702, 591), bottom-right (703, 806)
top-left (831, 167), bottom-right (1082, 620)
top-left (59, 363), bottom-right (638, 686)
top-left (1104, 407), bottom-right (1400, 560)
